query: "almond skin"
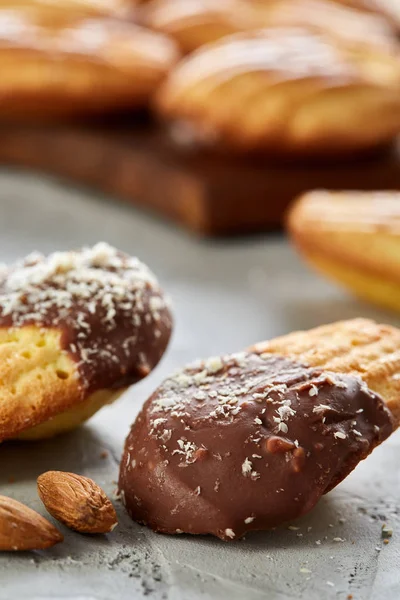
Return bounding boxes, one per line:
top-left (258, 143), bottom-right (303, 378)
top-left (37, 471), bottom-right (118, 534)
top-left (0, 495), bottom-right (63, 551)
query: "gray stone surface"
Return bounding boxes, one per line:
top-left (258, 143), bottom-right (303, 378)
top-left (0, 169), bottom-right (399, 600)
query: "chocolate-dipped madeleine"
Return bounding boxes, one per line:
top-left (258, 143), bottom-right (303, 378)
top-left (119, 319), bottom-right (399, 540)
top-left (0, 242), bottom-right (172, 440)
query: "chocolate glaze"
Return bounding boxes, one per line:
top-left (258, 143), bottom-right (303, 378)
top-left (0, 243), bottom-right (172, 396)
top-left (119, 352), bottom-right (393, 541)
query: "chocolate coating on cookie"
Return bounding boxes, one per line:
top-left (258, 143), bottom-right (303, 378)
top-left (119, 352), bottom-right (393, 540)
top-left (0, 243), bottom-right (172, 394)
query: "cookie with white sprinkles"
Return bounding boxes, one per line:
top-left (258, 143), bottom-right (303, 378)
top-left (119, 319), bottom-right (399, 541)
top-left (0, 242), bottom-right (172, 441)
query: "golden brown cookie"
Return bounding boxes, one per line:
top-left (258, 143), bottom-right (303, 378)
top-left (250, 0), bottom-right (400, 31)
top-left (0, 9), bottom-right (179, 121)
top-left (140, 0), bottom-right (258, 54)
top-left (156, 27), bottom-right (400, 156)
top-left (0, 0), bottom-right (134, 19)
top-left (287, 189), bottom-right (400, 315)
top-left (0, 242), bottom-right (173, 441)
top-left (332, 0), bottom-right (400, 32)
top-left (256, 0), bottom-right (398, 49)
top-left (140, 0), bottom-right (395, 56)
top-left (119, 318), bottom-right (398, 541)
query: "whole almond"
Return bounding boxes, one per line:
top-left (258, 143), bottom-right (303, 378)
top-left (0, 495), bottom-right (63, 551)
top-left (37, 471), bottom-right (118, 534)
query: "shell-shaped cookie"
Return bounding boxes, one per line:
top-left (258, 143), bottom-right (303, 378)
top-left (287, 190), bottom-right (400, 314)
top-left (156, 27), bottom-right (400, 155)
top-left (256, 0), bottom-right (398, 50)
top-left (119, 318), bottom-right (396, 540)
top-left (0, 0), bottom-right (134, 19)
top-left (0, 10), bottom-right (179, 121)
top-left (0, 243), bottom-right (173, 441)
top-left (332, 0), bottom-right (400, 32)
top-left (140, 0), bottom-right (258, 54)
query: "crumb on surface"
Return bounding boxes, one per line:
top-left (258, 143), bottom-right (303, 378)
top-left (382, 524), bottom-right (393, 538)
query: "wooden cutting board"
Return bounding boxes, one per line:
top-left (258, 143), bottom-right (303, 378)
top-left (0, 118), bottom-right (399, 235)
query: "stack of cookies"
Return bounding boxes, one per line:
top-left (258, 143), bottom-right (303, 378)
top-left (0, 0), bottom-right (398, 236)
top-left (0, 0), bottom-right (398, 159)
top-left (144, 0), bottom-right (400, 157)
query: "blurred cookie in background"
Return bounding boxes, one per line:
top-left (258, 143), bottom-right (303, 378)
top-left (0, 9), bottom-right (179, 122)
top-left (139, 0), bottom-right (258, 54)
top-left (156, 27), bottom-right (400, 157)
top-left (139, 0), bottom-right (398, 55)
top-left (254, 0), bottom-right (399, 50)
top-left (0, 0), bottom-right (136, 19)
top-left (331, 0), bottom-right (400, 33)
top-left (287, 190), bottom-right (400, 313)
